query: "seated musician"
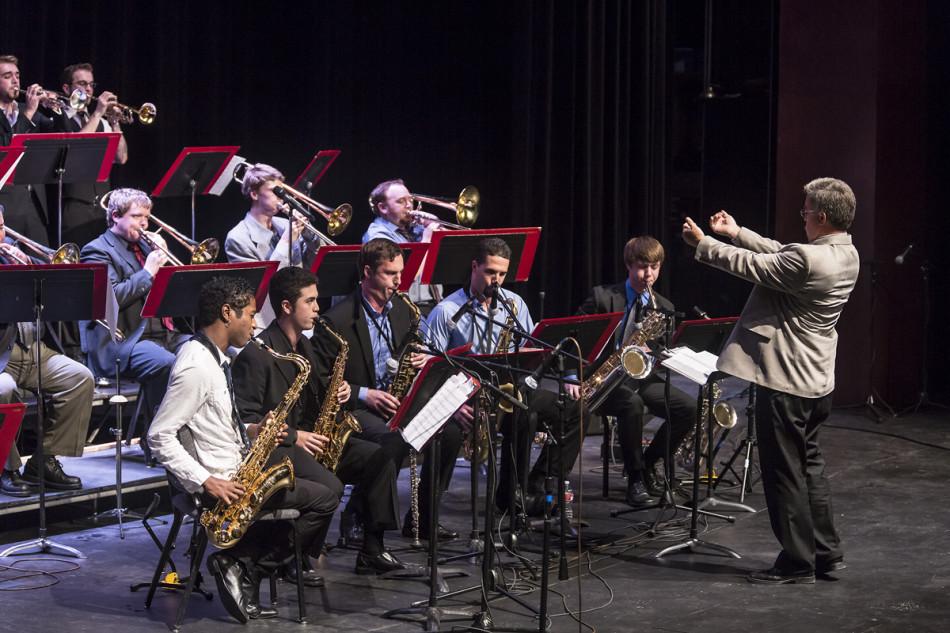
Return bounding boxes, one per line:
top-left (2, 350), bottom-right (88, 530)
top-left (231, 266), bottom-right (406, 576)
top-left (53, 62), bottom-right (129, 248)
top-left (575, 236), bottom-right (696, 506)
top-left (313, 238), bottom-right (463, 542)
top-left (148, 276), bottom-right (338, 623)
top-left (224, 163), bottom-right (321, 331)
top-left (426, 237), bottom-right (585, 516)
top-left (364, 179), bottom-right (442, 314)
top-left (0, 205), bottom-right (94, 496)
top-left (79, 188), bottom-right (189, 447)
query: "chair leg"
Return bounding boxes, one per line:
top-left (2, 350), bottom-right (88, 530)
top-left (292, 521), bottom-right (307, 623)
top-left (602, 418), bottom-right (612, 498)
top-left (126, 385), bottom-right (147, 447)
top-left (145, 510), bottom-right (184, 608)
top-left (173, 530), bottom-right (208, 631)
top-left (269, 574), bottom-right (278, 607)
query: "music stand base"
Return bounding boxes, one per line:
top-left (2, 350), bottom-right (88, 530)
top-left (382, 605), bottom-right (476, 631)
top-left (0, 537), bottom-right (86, 559)
top-left (90, 508), bottom-right (150, 539)
top-left (655, 537), bottom-right (741, 560)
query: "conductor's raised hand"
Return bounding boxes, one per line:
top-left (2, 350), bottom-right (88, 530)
top-left (682, 217), bottom-right (705, 248)
top-left (709, 210), bottom-right (740, 239)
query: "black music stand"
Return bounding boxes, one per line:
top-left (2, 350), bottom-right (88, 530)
top-left (152, 146), bottom-right (240, 240)
top-left (309, 243), bottom-right (428, 295)
top-left (141, 262), bottom-right (278, 320)
top-left (0, 403), bottom-right (26, 474)
top-left (0, 263), bottom-right (108, 559)
top-left (383, 357), bottom-right (478, 630)
top-left (293, 149), bottom-right (341, 195)
top-left (8, 132), bottom-right (120, 247)
top-left (419, 227), bottom-right (542, 287)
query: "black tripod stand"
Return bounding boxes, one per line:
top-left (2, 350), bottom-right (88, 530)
top-left (899, 260), bottom-right (949, 416)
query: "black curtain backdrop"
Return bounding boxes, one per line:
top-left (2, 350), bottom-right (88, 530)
top-left (3, 0), bottom-right (670, 320)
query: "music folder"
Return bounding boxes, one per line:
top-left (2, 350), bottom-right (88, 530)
top-left (671, 317), bottom-right (738, 355)
top-left (388, 357), bottom-right (480, 451)
top-left (6, 132), bottom-right (120, 185)
top-left (141, 262), bottom-right (278, 319)
top-left (0, 403), bottom-right (26, 469)
top-left (310, 243), bottom-right (428, 297)
top-left (152, 146), bottom-right (241, 198)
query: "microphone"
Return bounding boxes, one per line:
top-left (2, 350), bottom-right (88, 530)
top-left (894, 242), bottom-right (914, 265)
top-left (521, 339), bottom-right (567, 391)
top-left (451, 297), bottom-right (476, 324)
top-left (692, 305), bottom-right (711, 319)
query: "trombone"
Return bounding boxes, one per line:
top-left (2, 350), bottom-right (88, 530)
top-left (0, 226), bottom-right (124, 340)
top-left (409, 185), bottom-right (479, 230)
top-left (98, 191), bottom-right (219, 265)
top-left (232, 162), bottom-right (353, 237)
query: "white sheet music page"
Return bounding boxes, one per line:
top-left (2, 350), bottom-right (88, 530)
top-left (661, 347), bottom-right (719, 385)
top-left (400, 371), bottom-right (477, 451)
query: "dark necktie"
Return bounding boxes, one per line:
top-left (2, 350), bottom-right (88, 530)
top-left (128, 242), bottom-right (175, 331)
top-left (222, 361), bottom-right (251, 452)
top-left (618, 295), bottom-right (642, 348)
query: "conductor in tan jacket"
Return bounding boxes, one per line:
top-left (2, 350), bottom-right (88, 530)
top-left (681, 177), bottom-right (859, 585)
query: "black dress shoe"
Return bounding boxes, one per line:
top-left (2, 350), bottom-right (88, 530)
top-left (283, 562), bottom-right (325, 587)
top-left (355, 550), bottom-right (406, 575)
top-left (206, 552), bottom-right (251, 624)
top-left (1, 469), bottom-right (37, 497)
top-left (22, 456), bottom-right (82, 491)
top-left (642, 467), bottom-right (665, 498)
top-left (625, 479), bottom-right (652, 506)
top-left (402, 515), bottom-right (459, 541)
top-left (747, 566), bottom-right (816, 584)
top-left (816, 559), bottom-right (847, 576)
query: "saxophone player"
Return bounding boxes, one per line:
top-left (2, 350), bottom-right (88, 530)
top-left (231, 266), bottom-right (406, 576)
top-left (148, 276), bottom-right (339, 623)
top-left (574, 236), bottom-right (696, 506)
top-left (313, 238), bottom-right (463, 542)
top-left (426, 237), bottom-right (585, 517)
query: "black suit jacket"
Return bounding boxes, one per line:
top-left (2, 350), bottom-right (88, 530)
top-left (576, 282), bottom-right (676, 371)
top-left (314, 288), bottom-right (413, 405)
top-left (231, 321), bottom-right (329, 447)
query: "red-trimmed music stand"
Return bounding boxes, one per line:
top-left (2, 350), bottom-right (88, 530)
top-left (419, 227), bottom-right (542, 287)
top-left (0, 147), bottom-right (25, 188)
top-left (309, 243), bottom-right (428, 297)
top-left (383, 356), bottom-right (479, 629)
top-left (151, 146), bottom-right (240, 241)
top-left (141, 261), bottom-right (278, 320)
top-left (8, 132), bottom-right (120, 246)
top-left (0, 263), bottom-right (107, 560)
top-left (293, 149), bottom-right (341, 195)
top-left (0, 403), bottom-right (26, 474)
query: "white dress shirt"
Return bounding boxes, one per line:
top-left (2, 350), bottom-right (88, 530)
top-left (147, 338), bottom-right (245, 493)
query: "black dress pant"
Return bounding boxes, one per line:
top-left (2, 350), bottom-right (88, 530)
top-left (351, 408), bottom-right (463, 525)
top-left (755, 386), bottom-right (843, 573)
top-left (498, 388), bottom-right (584, 497)
top-left (335, 436), bottom-right (399, 532)
top-left (214, 445), bottom-right (340, 575)
top-left (595, 374), bottom-right (695, 474)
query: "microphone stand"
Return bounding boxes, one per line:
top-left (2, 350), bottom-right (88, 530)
top-left (899, 260), bottom-right (949, 415)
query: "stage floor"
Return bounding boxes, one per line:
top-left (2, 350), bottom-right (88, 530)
top-left (1, 403), bottom-right (948, 633)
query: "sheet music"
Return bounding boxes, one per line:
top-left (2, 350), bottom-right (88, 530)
top-left (209, 154), bottom-right (246, 196)
top-left (661, 347), bottom-right (720, 385)
top-left (400, 371), bottom-right (477, 451)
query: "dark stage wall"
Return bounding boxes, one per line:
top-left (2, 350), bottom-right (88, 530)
top-left (3, 0), bottom-right (946, 408)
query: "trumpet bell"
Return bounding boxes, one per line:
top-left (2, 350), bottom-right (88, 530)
top-left (190, 238), bottom-right (220, 264)
top-left (326, 203), bottom-right (352, 237)
top-left (496, 382), bottom-right (522, 414)
top-left (137, 102), bottom-right (157, 125)
top-left (51, 243), bottom-right (81, 264)
top-left (712, 401), bottom-right (738, 429)
top-left (68, 89), bottom-right (89, 112)
top-left (456, 186), bottom-right (479, 226)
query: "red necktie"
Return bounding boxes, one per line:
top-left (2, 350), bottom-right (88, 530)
top-left (129, 242), bottom-right (175, 331)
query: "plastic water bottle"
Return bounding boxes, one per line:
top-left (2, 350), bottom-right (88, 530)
top-left (563, 480), bottom-right (575, 523)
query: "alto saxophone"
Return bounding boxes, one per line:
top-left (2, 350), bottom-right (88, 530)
top-left (581, 286), bottom-right (666, 412)
top-left (674, 380), bottom-right (737, 475)
top-left (310, 318), bottom-right (362, 473)
top-left (199, 339), bottom-right (306, 549)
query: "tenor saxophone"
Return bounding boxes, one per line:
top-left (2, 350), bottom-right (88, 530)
top-left (199, 339), bottom-right (306, 549)
top-left (310, 318), bottom-right (362, 473)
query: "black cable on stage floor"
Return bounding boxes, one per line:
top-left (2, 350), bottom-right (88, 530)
top-left (0, 557), bottom-right (81, 591)
top-left (825, 423), bottom-right (950, 452)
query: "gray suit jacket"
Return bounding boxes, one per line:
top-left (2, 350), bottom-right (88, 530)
top-left (695, 227), bottom-right (859, 398)
top-left (79, 230), bottom-right (157, 376)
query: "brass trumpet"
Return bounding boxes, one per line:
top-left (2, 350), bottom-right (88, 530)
top-left (98, 191), bottom-right (219, 265)
top-left (232, 162), bottom-right (352, 236)
top-left (72, 90), bottom-right (157, 125)
top-left (409, 186), bottom-right (479, 230)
